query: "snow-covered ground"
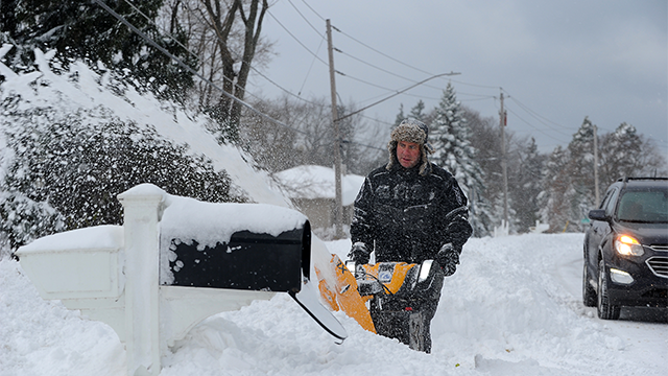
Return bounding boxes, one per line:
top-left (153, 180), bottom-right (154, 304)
top-left (1, 233), bottom-right (666, 376)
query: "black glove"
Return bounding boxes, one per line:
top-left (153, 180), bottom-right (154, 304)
top-left (436, 243), bottom-right (460, 277)
top-left (348, 242), bottom-right (370, 264)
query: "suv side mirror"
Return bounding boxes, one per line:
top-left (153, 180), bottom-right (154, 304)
top-left (588, 209), bottom-right (609, 222)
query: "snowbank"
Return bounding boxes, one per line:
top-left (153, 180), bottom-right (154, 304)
top-left (2, 233), bottom-right (666, 376)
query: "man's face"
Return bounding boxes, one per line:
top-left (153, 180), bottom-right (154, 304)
top-left (396, 141), bottom-right (421, 169)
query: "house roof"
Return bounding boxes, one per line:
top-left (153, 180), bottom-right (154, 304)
top-left (273, 165), bottom-right (365, 206)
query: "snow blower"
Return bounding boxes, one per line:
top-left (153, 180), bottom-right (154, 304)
top-left (315, 255), bottom-right (443, 352)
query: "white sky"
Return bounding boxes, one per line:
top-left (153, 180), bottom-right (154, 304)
top-left (247, 0), bottom-right (668, 157)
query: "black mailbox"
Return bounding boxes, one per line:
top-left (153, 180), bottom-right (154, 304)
top-left (165, 221), bottom-right (311, 292)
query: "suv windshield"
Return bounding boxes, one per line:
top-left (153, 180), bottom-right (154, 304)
top-left (616, 188), bottom-right (668, 223)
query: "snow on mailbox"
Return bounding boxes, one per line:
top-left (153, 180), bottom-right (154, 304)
top-left (16, 184), bottom-right (345, 376)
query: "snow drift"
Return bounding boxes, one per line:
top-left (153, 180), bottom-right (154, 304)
top-left (2, 233), bottom-right (667, 376)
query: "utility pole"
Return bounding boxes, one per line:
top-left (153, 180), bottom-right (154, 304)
top-left (327, 19), bottom-right (344, 239)
top-left (500, 91), bottom-right (509, 227)
top-left (593, 124), bottom-right (600, 207)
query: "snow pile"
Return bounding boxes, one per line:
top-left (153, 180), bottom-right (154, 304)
top-left (0, 260), bottom-right (126, 376)
top-left (2, 233), bottom-right (666, 376)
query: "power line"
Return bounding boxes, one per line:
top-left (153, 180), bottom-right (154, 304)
top-left (286, 0), bottom-right (325, 38)
top-left (267, 7), bottom-right (406, 113)
top-left (132, 0), bottom-right (328, 109)
top-left (450, 78), bottom-right (499, 90)
top-left (284, 1), bottom-right (580, 153)
top-left (267, 9), bottom-right (400, 110)
top-left (327, 24), bottom-right (454, 95)
top-left (504, 106), bottom-right (570, 144)
top-left (92, 0), bottom-right (308, 136)
top-left (129, 0), bottom-right (332, 111)
top-left (297, 0), bottom-right (326, 21)
top-left (278, 3), bottom-right (457, 104)
top-left (333, 23), bottom-right (434, 78)
top-left (181, 5), bottom-right (392, 146)
top-left (124, 0), bottom-right (268, 106)
top-left (505, 92), bottom-right (571, 131)
top-left (336, 48), bottom-right (418, 83)
top-left (297, 37), bottom-right (324, 96)
top-left (273, 2), bottom-right (500, 128)
top-left (459, 96), bottom-right (497, 103)
top-left (126, 0), bottom-right (580, 155)
top-left (267, 11), bottom-right (327, 65)
top-left (338, 73), bottom-right (460, 122)
top-left (96, 1), bottom-right (390, 154)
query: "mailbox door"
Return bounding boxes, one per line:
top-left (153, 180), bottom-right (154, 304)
top-left (165, 227), bottom-right (310, 292)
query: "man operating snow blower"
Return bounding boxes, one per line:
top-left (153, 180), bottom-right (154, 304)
top-left (348, 118), bottom-right (472, 353)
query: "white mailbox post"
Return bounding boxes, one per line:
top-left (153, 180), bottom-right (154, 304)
top-left (16, 184), bottom-right (344, 376)
top-left (117, 185), bottom-right (163, 376)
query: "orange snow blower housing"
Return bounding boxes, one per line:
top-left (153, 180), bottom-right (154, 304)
top-left (315, 254), bottom-right (443, 351)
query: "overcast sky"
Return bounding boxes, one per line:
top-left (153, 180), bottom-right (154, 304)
top-left (247, 0), bottom-right (667, 157)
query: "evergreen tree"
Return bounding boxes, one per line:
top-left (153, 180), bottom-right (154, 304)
top-left (510, 137), bottom-right (545, 232)
top-left (0, 16), bottom-right (251, 253)
top-left (539, 118), bottom-right (667, 232)
top-left (0, 0), bottom-right (18, 40)
top-left (566, 116), bottom-right (597, 226)
top-left (599, 122), bottom-right (643, 185)
top-left (393, 103), bottom-right (405, 128)
top-left (3, 0), bottom-right (195, 102)
top-left (431, 83), bottom-right (491, 236)
top-left (409, 100), bottom-right (426, 122)
top-left (539, 145), bottom-right (571, 232)
top-left (0, 191), bottom-right (65, 254)
top-left (539, 117), bottom-right (597, 232)
top-left (463, 107), bottom-right (505, 232)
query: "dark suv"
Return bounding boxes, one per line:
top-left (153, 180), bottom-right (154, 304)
top-left (583, 177), bottom-right (668, 319)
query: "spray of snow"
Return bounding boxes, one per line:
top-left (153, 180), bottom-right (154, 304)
top-left (0, 46), bottom-right (289, 207)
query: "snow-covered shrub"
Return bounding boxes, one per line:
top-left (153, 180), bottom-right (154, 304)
top-left (0, 190), bottom-right (65, 253)
top-left (0, 103), bottom-right (245, 250)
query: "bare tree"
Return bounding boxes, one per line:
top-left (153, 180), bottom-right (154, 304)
top-left (240, 95), bottom-right (384, 175)
top-left (160, 0), bottom-right (272, 143)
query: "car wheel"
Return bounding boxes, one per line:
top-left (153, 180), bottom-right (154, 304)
top-left (582, 260), bottom-right (597, 307)
top-left (597, 260), bottom-right (621, 320)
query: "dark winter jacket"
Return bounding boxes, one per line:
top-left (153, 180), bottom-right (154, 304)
top-left (350, 162), bottom-right (472, 264)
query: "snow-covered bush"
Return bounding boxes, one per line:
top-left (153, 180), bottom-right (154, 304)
top-left (0, 104), bottom-right (244, 249)
top-left (0, 46), bottom-right (252, 251)
top-left (0, 190), bottom-right (64, 257)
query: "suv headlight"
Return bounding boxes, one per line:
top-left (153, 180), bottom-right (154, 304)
top-left (614, 235), bottom-right (644, 256)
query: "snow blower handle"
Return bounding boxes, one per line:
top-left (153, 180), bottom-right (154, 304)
top-left (435, 243), bottom-right (460, 276)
